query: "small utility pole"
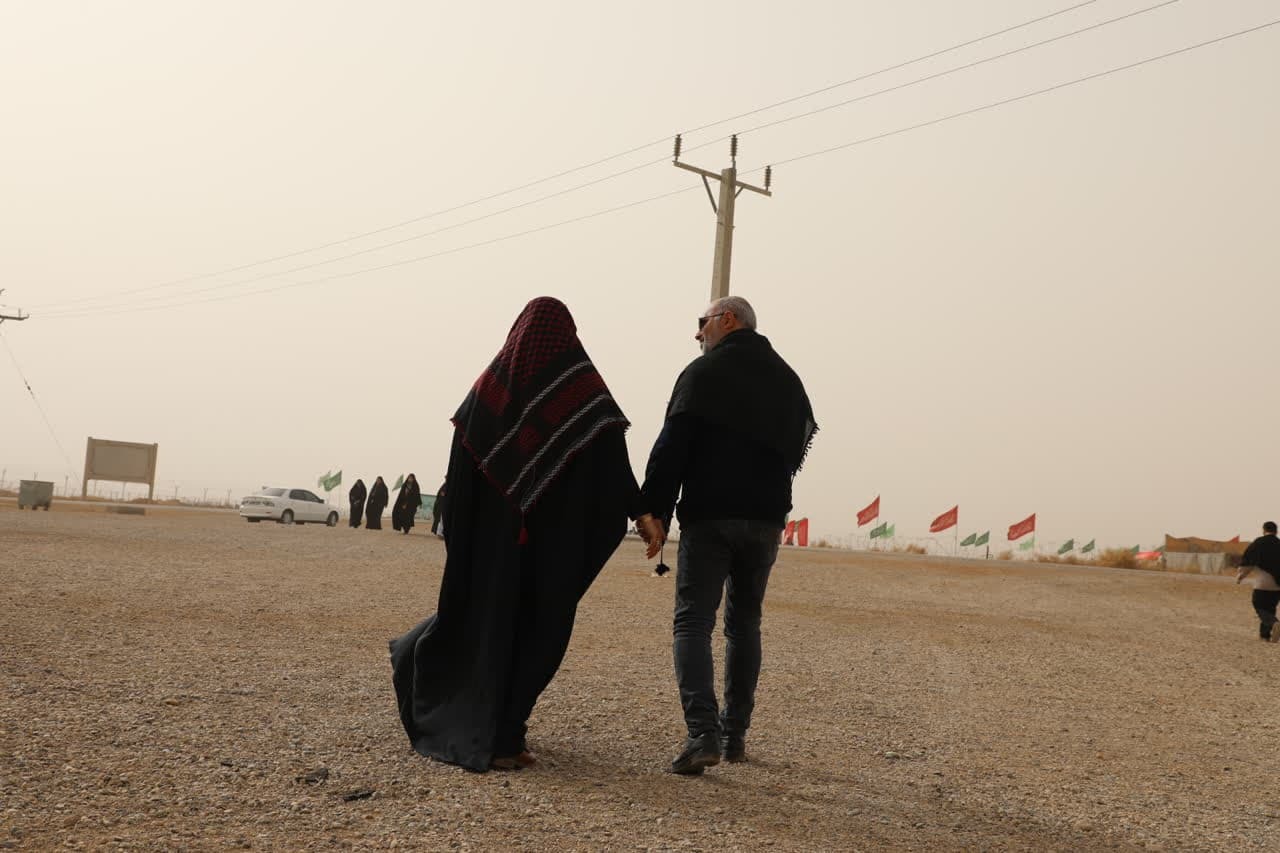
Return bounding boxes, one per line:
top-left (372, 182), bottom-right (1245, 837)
top-left (672, 134), bottom-right (773, 301)
top-left (0, 289), bottom-right (29, 324)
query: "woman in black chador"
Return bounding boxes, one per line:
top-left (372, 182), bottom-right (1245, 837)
top-left (391, 473), bottom-right (421, 534)
top-left (389, 297), bottom-right (657, 771)
top-left (348, 479), bottom-right (367, 529)
top-left (365, 476), bottom-right (388, 530)
top-left (431, 478), bottom-right (447, 537)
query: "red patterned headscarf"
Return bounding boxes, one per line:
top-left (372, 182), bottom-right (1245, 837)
top-left (452, 297), bottom-right (629, 517)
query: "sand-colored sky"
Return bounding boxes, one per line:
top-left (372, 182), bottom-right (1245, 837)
top-left (3, 0), bottom-right (1278, 549)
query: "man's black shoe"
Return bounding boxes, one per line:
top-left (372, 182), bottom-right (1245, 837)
top-left (669, 733), bottom-right (721, 775)
top-left (720, 732), bottom-right (746, 763)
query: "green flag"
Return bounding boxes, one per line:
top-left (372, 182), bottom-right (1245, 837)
top-left (393, 474), bottom-right (405, 491)
top-left (960, 532), bottom-right (977, 547)
top-left (974, 531), bottom-right (989, 546)
top-left (1018, 537), bottom-right (1035, 551)
top-left (320, 470), bottom-right (342, 492)
top-left (1081, 539), bottom-right (1095, 553)
top-left (869, 522), bottom-right (887, 539)
top-left (884, 523), bottom-right (895, 538)
top-left (1057, 539), bottom-right (1074, 555)
top-left (317, 470), bottom-right (332, 489)
top-left (1130, 545), bottom-right (1140, 554)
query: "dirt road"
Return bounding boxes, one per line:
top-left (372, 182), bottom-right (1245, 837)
top-left (1, 506), bottom-right (1272, 850)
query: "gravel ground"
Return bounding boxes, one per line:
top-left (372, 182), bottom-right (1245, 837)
top-left (2, 504), bottom-right (1276, 851)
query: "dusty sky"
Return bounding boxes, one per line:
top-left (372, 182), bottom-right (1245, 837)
top-left (3, 0), bottom-right (1278, 550)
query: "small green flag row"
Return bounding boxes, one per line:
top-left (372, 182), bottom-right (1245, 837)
top-left (954, 534), bottom-right (1100, 554)
top-left (1054, 538), bottom-right (1097, 555)
top-left (869, 522), bottom-right (895, 539)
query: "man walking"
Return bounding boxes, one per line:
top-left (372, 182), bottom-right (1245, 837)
top-left (639, 295), bottom-right (816, 775)
top-left (1237, 521), bottom-right (1280, 642)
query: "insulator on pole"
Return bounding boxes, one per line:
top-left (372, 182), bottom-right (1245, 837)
top-left (673, 134), bottom-right (682, 161)
top-left (730, 135), bottom-right (738, 162)
top-left (764, 166), bottom-right (772, 190)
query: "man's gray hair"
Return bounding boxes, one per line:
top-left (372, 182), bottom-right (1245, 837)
top-left (712, 295), bottom-right (757, 330)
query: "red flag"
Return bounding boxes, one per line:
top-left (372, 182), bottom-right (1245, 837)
top-left (1229, 535), bottom-right (1241, 543)
top-left (1007, 513), bottom-right (1036, 541)
top-left (929, 505), bottom-right (958, 533)
top-left (783, 520), bottom-right (796, 545)
top-left (796, 518), bottom-right (809, 547)
top-left (856, 496), bottom-right (880, 527)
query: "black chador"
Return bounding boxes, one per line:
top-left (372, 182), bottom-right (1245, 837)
top-left (365, 477), bottom-right (388, 530)
top-left (389, 297), bottom-right (645, 771)
top-left (348, 479), bottom-right (367, 529)
top-left (391, 474), bottom-right (422, 534)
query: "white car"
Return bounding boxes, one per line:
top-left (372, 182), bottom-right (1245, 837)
top-left (239, 487), bottom-right (339, 526)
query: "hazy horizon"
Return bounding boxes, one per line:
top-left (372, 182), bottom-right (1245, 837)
top-left (3, 0), bottom-right (1278, 551)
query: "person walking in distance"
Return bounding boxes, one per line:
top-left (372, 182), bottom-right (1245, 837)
top-left (640, 295), bottom-right (816, 775)
top-left (348, 479), bottom-right (367, 529)
top-left (392, 473), bottom-right (422, 535)
top-left (1237, 521), bottom-right (1280, 642)
top-left (431, 478), bottom-right (447, 537)
top-left (365, 476), bottom-right (389, 530)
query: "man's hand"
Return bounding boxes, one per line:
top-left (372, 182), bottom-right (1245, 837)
top-left (636, 514), bottom-right (666, 560)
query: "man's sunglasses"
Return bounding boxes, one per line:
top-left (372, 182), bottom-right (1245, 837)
top-left (697, 312), bottom-right (727, 331)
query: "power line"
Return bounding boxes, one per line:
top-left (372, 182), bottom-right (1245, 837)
top-left (680, 1), bottom-right (1103, 136)
top-left (724, 0), bottom-right (1182, 144)
top-left (38, 0), bottom-right (1161, 319)
top-left (41, 185), bottom-right (701, 319)
top-left (31, 0), bottom-right (1104, 313)
top-left (0, 326), bottom-right (78, 478)
top-left (38, 151), bottom-right (679, 316)
top-left (41, 16), bottom-right (1280, 320)
top-left (771, 17), bottom-right (1280, 169)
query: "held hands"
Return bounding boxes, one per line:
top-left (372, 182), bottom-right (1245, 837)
top-left (635, 513), bottom-right (667, 560)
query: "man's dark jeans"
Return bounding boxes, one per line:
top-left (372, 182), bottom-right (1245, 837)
top-left (1253, 589), bottom-right (1280, 638)
top-left (674, 519), bottom-right (782, 739)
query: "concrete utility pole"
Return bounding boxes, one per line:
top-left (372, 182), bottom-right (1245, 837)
top-left (672, 134), bottom-right (773, 301)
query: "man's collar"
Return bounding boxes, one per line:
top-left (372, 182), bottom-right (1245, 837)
top-left (718, 327), bottom-right (756, 345)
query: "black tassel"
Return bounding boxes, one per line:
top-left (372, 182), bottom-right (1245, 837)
top-left (654, 543), bottom-right (670, 576)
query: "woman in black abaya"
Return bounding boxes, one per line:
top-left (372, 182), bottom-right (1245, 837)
top-left (391, 474), bottom-right (421, 534)
top-left (389, 297), bottom-right (657, 771)
top-left (431, 479), bottom-right (447, 536)
top-left (365, 476), bottom-right (388, 530)
top-left (348, 479), bottom-right (367, 529)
